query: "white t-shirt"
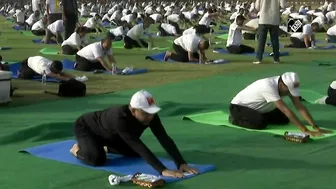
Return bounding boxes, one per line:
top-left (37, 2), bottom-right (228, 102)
top-left (32, 20), bottom-right (44, 30)
top-left (243, 19), bottom-right (258, 34)
top-left (77, 42), bottom-right (113, 61)
top-left (121, 14), bottom-right (133, 23)
top-left (167, 14), bottom-right (179, 23)
top-left (226, 22), bottom-right (242, 46)
top-left (183, 27), bottom-right (196, 35)
top-left (25, 13), bottom-right (37, 25)
top-left (27, 56), bottom-right (52, 75)
top-left (15, 10), bottom-right (25, 23)
top-left (61, 32), bottom-right (82, 47)
top-left (326, 11), bottom-right (336, 22)
top-left (46, 0), bottom-right (62, 14)
top-left (327, 25), bottom-right (336, 36)
top-left (150, 13), bottom-right (162, 22)
top-left (110, 11), bottom-right (122, 20)
top-left (127, 23), bottom-right (144, 40)
top-left (174, 34), bottom-right (201, 52)
top-left (231, 76), bottom-right (281, 113)
top-left (47, 20), bottom-right (64, 34)
top-left (32, 0), bottom-right (41, 12)
top-left (102, 13), bottom-right (110, 21)
top-left (291, 24), bottom-right (312, 41)
top-left (312, 16), bottom-right (325, 27)
top-left (83, 17), bottom-right (97, 28)
top-left (198, 12), bottom-right (211, 27)
top-left (330, 81), bottom-right (336, 89)
top-left (160, 23), bottom-right (177, 35)
top-left (109, 26), bottom-right (125, 36)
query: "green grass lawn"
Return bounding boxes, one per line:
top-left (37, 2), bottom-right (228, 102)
top-left (1, 16), bottom-right (336, 189)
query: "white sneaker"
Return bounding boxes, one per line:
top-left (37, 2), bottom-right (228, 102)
top-left (315, 96), bottom-right (328, 104)
top-left (274, 61), bottom-right (279, 64)
top-left (253, 61), bottom-right (261, 64)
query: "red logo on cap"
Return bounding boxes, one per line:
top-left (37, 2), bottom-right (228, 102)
top-left (147, 97), bottom-right (155, 105)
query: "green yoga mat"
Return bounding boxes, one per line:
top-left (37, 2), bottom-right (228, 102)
top-left (300, 89), bottom-right (325, 104)
top-left (182, 111), bottom-right (336, 140)
top-left (39, 48), bottom-right (61, 55)
top-left (215, 34), bottom-right (228, 40)
top-left (113, 41), bottom-right (169, 50)
top-left (21, 31), bottom-right (35, 37)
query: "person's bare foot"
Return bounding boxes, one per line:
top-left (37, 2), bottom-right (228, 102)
top-left (164, 51), bottom-right (171, 61)
top-left (70, 143), bottom-right (80, 157)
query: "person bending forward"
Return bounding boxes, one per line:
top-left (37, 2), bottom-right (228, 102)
top-left (70, 90), bottom-right (199, 178)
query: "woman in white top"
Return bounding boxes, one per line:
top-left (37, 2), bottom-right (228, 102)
top-left (164, 34), bottom-right (209, 63)
top-left (61, 27), bottom-right (89, 55)
top-left (315, 81), bottom-right (336, 106)
top-left (226, 15), bottom-right (256, 54)
top-left (18, 56), bottom-right (73, 81)
top-left (284, 23), bottom-right (319, 48)
top-left (75, 35), bottom-right (117, 72)
top-left (31, 16), bottom-right (47, 36)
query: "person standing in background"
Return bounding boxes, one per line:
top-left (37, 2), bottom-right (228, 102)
top-left (62, 0), bottom-right (78, 40)
top-left (253, 0), bottom-right (286, 65)
top-left (32, 0), bottom-right (42, 15)
top-left (46, 0), bottom-right (62, 25)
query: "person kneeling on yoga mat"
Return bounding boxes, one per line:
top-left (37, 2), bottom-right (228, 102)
top-left (75, 34), bottom-right (117, 72)
top-left (284, 23), bottom-right (319, 48)
top-left (124, 18), bottom-right (154, 49)
top-left (70, 90), bottom-right (199, 178)
top-left (226, 15), bottom-right (256, 54)
top-left (61, 26), bottom-right (89, 55)
top-left (315, 80), bottom-right (336, 106)
top-left (18, 56), bottom-right (74, 81)
top-left (164, 34), bottom-right (209, 63)
top-left (229, 72), bottom-right (332, 136)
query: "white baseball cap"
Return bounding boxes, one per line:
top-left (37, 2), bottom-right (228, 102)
top-left (281, 72), bottom-right (300, 97)
top-left (130, 90), bottom-right (161, 114)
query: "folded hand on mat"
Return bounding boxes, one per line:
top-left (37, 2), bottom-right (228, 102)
top-left (179, 164), bottom-right (199, 174)
top-left (162, 169), bottom-right (185, 178)
top-left (304, 130), bottom-right (323, 137)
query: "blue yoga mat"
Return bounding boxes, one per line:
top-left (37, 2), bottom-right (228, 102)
top-left (315, 45), bottom-right (336, 50)
top-left (32, 39), bottom-right (57, 44)
top-left (8, 62), bottom-right (60, 82)
top-left (213, 48), bottom-right (290, 57)
top-left (102, 21), bottom-right (111, 28)
top-left (0, 47), bottom-right (12, 50)
top-left (145, 52), bottom-right (230, 64)
top-left (61, 59), bottom-right (148, 75)
top-left (13, 25), bottom-right (24, 31)
top-left (19, 140), bottom-right (216, 183)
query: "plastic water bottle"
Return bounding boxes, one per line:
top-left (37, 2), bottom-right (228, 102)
top-left (111, 63), bottom-right (117, 75)
top-left (42, 70), bottom-right (47, 85)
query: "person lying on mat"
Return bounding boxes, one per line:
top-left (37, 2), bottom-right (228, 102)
top-left (31, 16), bottom-right (48, 36)
top-left (70, 90), bottom-right (199, 178)
top-left (226, 15), bottom-right (256, 54)
top-left (61, 26), bottom-right (89, 55)
top-left (229, 72), bottom-right (333, 136)
top-left (41, 19), bottom-right (64, 44)
top-left (18, 56), bottom-right (74, 81)
top-left (124, 18), bottom-right (154, 49)
top-left (75, 34), bottom-right (116, 72)
top-left (315, 80), bottom-right (336, 106)
top-left (284, 23), bottom-right (319, 48)
top-left (164, 34), bottom-right (210, 63)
